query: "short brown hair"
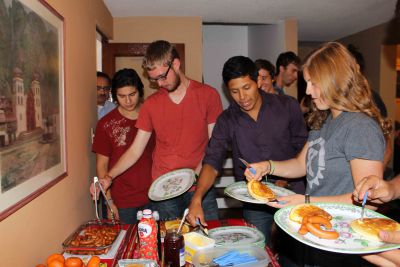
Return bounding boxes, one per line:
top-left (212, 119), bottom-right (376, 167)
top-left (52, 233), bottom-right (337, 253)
top-left (142, 40), bottom-right (180, 71)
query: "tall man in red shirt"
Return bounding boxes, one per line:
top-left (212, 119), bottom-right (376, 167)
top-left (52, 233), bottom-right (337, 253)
top-left (96, 40), bottom-right (223, 220)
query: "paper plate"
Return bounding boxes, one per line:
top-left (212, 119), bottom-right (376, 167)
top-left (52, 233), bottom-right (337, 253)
top-left (224, 181), bottom-right (295, 204)
top-left (148, 168), bottom-right (196, 201)
top-left (274, 202), bottom-right (400, 254)
top-left (208, 226), bottom-right (265, 247)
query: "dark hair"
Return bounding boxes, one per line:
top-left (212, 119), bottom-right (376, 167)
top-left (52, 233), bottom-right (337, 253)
top-left (222, 56), bottom-right (258, 85)
top-left (111, 68), bottom-right (144, 103)
top-left (97, 71), bottom-right (111, 85)
top-left (142, 40), bottom-right (180, 70)
top-left (347, 44), bottom-right (365, 73)
top-left (254, 59), bottom-right (275, 78)
top-left (275, 51), bottom-right (301, 75)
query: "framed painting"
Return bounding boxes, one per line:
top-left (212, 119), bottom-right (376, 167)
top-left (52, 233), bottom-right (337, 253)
top-left (0, 0), bottom-right (66, 221)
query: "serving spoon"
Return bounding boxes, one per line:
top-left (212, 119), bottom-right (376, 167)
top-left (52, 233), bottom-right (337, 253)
top-left (177, 208), bottom-right (189, 234)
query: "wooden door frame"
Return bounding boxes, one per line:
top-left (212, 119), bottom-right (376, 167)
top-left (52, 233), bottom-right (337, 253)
top-left (102, 43), bottom-right (185, 77)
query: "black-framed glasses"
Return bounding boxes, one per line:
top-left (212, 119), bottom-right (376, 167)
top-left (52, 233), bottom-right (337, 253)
top-left (148, 62), bottom-right (172, 83)
top-left (97, 85), bottom-right (111, 91)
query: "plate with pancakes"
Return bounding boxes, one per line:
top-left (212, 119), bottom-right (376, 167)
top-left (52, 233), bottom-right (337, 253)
top-left (274, 202), bottom-right (400, 254)
top-left (224, 181), bottom-right (295, 204)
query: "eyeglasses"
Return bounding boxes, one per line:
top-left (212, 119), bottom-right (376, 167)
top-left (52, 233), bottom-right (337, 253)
top-left (97, 85), bottom-right (111, 91)
top-left (148, 62), bottom-right (172, 83)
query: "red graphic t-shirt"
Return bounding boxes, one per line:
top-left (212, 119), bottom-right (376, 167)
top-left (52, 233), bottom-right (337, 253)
top-left (93, 108), bottom-right (154, 208)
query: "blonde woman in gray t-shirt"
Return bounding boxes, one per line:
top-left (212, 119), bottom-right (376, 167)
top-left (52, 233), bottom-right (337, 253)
top-left (244, 42), bottom-right (392, 266)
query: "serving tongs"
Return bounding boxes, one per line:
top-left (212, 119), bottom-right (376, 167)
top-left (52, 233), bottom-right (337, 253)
top-left (93, 176), bottom-right (116, 225)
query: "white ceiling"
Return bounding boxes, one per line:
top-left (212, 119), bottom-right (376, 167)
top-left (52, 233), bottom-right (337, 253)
top-left (103, 0), bottom-right (397, 41)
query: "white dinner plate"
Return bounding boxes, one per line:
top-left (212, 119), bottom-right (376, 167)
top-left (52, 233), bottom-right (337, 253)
top-left (224, 181), bottom-right (295, 204)
top-left (274, 202), bottom-right (400, 254)
top-left (208, 226), bottom-right (265, 248)
top-left (148, 168), bottom-right (196, 201)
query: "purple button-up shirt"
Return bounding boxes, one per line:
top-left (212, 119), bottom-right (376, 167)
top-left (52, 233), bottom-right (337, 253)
top-left (203, 90), bottom-right (308, 193)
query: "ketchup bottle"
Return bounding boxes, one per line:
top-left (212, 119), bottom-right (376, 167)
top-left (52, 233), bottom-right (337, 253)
top-left (138, 209), bottom-right (159, 261)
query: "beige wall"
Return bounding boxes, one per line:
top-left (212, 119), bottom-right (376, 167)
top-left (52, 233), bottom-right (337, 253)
top-left (112, 17), bottom-right (203, 82)
top-left (338, 21), bottom-right (398, 120)
top-left (0, 0), bottom-right (112, 266)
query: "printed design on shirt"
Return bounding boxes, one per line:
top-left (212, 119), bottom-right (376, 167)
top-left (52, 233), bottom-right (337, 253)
top-left (307, 137), bottom-right (326, 189)
top-left (104, 118), bottom-right (131, 147)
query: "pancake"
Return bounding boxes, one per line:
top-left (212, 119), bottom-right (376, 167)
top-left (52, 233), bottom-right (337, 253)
top-left (289, 204), bottom-right (333, 224)
top-left (247, 179), bottom-right (276, 201)
top-left (350, 218), bottom-right (400, 242)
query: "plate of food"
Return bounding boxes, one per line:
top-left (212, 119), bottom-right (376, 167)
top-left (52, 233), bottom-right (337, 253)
top-left (148, 168), bottom-right (196, 201)
top-left (224, 181), bottom-right (295, 204)
top-left (274, 202), bottom-right (400, 254)
top-left (208, 226), bottom-right (265, 248)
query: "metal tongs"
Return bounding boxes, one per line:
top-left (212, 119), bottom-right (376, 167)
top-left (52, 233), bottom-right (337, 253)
top-left (93, 176), bottom-right (116, 225)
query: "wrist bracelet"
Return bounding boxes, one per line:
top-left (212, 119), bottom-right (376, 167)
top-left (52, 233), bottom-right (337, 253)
top-left (268, 160), bottom-right (275, 175)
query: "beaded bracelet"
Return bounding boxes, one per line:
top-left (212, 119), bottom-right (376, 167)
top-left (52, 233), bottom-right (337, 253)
top-left (268, 160), bottom-right (275, 175)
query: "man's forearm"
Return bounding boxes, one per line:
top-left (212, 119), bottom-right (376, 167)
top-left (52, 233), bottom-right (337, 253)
top-left (192, 164), bottom-right (218, 201)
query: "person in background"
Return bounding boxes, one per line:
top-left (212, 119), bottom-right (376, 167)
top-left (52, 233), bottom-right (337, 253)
top-left (97, 71), bottom-right (116, 119)
top-left (274, 51), bottom-right (301, 95)
top-left (187, 56), bottom-right (307, 245)
top-left (347, 44), bottom-right (394, 177)
top-left (254, 59), bottom-right (276, 94)
top-left (354, 174), bottom-right (400, 266)
top-left (92, 68), bottom-right (154, 224)
top-left (92, 40), bottom-right (223, 221)
top-left (244, 42), bottom-right (391, 266)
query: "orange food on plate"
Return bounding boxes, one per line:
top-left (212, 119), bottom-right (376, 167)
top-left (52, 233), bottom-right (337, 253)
top-left (47, 253), bottom-right (65, 266)
top-left (48, 260), bottom-right (65, 267)
top-left (289, 204), bottom-right (332, 224)
top-left (36, 264), bottom-right (46, 267)
top-left (65, 257), bottom-right (83, 267)
top-left (247, 179), bottom-right (275, 201)
top-left (87, 255), bottom-right (101, 267)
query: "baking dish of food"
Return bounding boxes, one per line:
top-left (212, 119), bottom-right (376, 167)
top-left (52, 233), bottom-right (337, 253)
top-left (62, 220), bottom-right (121, 255)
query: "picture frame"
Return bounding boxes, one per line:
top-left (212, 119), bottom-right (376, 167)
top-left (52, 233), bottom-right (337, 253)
top-left (0, 0), bottom-right (66, 221)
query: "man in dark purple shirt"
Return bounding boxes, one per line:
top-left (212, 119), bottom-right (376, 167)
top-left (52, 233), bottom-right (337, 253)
top-left (187, 56), bottom-right (307, 244)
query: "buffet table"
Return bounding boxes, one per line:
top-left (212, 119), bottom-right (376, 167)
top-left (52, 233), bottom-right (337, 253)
top-left (103, 218), bottom-right (280, 267)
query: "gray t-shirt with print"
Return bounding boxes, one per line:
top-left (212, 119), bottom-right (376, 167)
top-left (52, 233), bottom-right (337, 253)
top-left (306, 112), bottom-right (385, 196)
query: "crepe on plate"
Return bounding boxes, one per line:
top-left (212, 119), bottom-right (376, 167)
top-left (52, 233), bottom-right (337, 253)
top-left (247, 179), bottom-right (276, 201)
top-left (289, 204), bottom-right (333, 224)
top-left (350, 218), bottom-right (400, 242)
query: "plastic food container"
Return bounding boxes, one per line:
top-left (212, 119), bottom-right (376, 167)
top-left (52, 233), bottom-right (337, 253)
top-left (191, 244), bottom-right (270, 267)
top-left (62, 220), bottom-right (121, 255)
top-left (183, 232), bottom-right (215, 264)
top-left (118, 259), bottom-right (158, 267)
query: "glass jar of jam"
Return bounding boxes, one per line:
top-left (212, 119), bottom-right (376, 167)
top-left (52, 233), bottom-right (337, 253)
top-left (164, 229), bottom-right (185, 267)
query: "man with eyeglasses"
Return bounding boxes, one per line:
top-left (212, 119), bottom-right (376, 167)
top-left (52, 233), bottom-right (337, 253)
top-left (97, 71), bottom-right (116, 119)
top-left (93, 40), bottom-right (223, 220)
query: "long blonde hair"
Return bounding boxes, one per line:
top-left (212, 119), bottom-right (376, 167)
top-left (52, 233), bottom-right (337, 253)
top-left (303, 42), bottom-right (392, 137)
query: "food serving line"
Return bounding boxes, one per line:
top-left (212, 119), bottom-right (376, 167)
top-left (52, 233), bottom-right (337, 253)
top-left (76, 218), bottom-right (280, 267)
top-left (64, 168), bottom-right (400, 266)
